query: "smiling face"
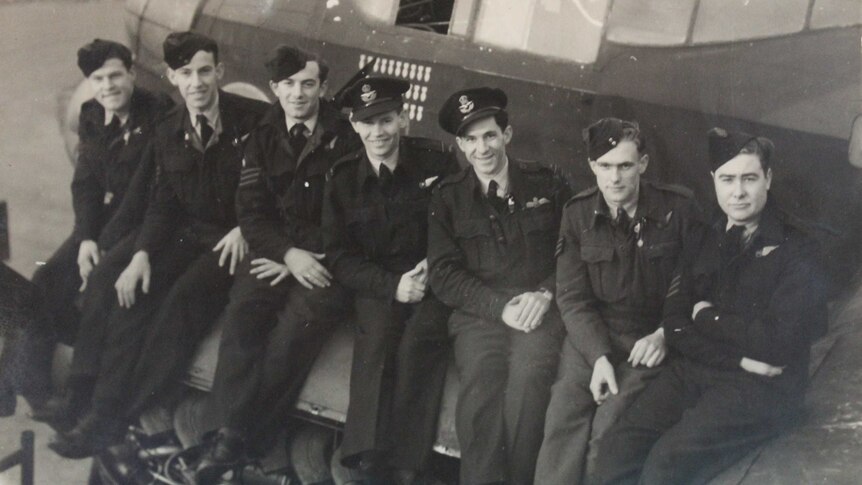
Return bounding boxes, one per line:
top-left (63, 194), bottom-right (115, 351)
top-left (350, 109), bottom-right (407, 160)
top-left (456, 115), bottom-right (512, 178)
top-left (87, 58), bottom-right (135, 114)
top-left (270, 61), bottom-right (326, 121)
top-left (589, 140), bottom-right (648, 209)
top-left (713, 152), bottom-right (772, 226)
top-left (167, 50), bottom-right (223, 111)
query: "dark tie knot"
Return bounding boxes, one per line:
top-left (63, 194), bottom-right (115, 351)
top-left (378, 164), bottom-right (394, 194)
top-left (105, 115), bottom-right (122, 137)
top-left (486, 180), bottom-right (507, 213)
top-left (289, 123), bottom-right (307, 139)
top-left (722, 224), bottom-right (746, 258)
top-left (289, 123), bottom-right (308, 155)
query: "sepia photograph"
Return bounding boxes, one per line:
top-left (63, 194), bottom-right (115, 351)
top-left (0, 0), bottom-right (860, 483)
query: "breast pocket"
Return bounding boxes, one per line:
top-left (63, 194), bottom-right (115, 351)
top-left (520, 207), bottom-right (558, 261)
top-left (161, 155), bottom-right (196, 203)
top-left (581, 245), bottom-right (622, 302)
top-left (643, 240), bottom-right (682, 295)
top-left (454, 219), bottom-right (497, 273)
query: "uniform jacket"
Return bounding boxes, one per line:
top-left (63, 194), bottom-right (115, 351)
top-left (428, 160), bottom-right (571, 324)
top-left (237, 100), bottom-right (359, 260)
top-left (135, 91), bottom-right (268, 254)
top-left (322, 137), bottom-right (459, 301)
top-left (72, 87), bottom-right (172, 243)
top-left (663, 200), bottom-right (829, 388)
top-left (556, 180), bottom-right (704, 365)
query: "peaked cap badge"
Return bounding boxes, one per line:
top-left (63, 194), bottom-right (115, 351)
top-left (360, 83), bottom-right (377, 104)
top-left (458, 95), bottom-right (474, 114)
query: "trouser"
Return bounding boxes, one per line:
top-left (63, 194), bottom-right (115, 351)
top-left (206, 260), bottom-right (348, 454)
top-left (590, 359), bottom-right (801, 485)
top-left (340, 294), bottom-right (451, 473)
top-left (30, 234), bottom-right (81, 345)
top-left (0, 263), bottom-right (52, 404)
top-left (70, 231), bottom-right (138, 381)
top-left (80, 234), bottom-right (229, 417)
top-left (450, 309), bottom-right (564, 485)
top-left (535, 338), bottom-right (663, 484)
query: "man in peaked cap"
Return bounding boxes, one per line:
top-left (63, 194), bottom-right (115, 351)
top-left (48, 31), bottom-right (267, 458)
top-left (591, 128), bottom-right (830, 484)
top-left (193, 45), bottom-right (361, 481)
top-left (322, 76), bottom-right (459, 481)
top-left (534, 118), bottom-right (705, 484)
top-left (427, 87), bottom-right (570, 484)
top-left (0, 38), bottom-right (171, 422)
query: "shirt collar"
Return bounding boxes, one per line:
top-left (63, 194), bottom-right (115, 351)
top-left (713, 199), bottom-right (784, 248)
top-left (187, 91), bottom-right (221, 132)
top-left (474, 157), bottom-right (510, 196)
top-left (104, 110), bottom-right (130, 127)
top-left (285, 112), bottom-right (318, 137)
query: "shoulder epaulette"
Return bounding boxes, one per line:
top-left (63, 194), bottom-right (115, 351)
top-left (564, 186), bottom-right (599, 208)
top-left (651, 181), bottom-right (694, 199)
top-left (329, 147), bottom-right (364, 175)
top-left (406, 136), bottom-right (453, 154)
top-left (436, 166), bottom-right (470, 189)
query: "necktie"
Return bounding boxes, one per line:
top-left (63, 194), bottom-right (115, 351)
top-left (487, 180), bottom-right (506, 213)
top-left (616, 208), bottom-right (631, 230)
top-left (289, 123), bottom-right (308, 156)
top-left (197, 114), bottom-right (213, 147)
top-left (378, 164), bottom-right (393, 195)
top-left (105, 115), bottom-right (122, 138)
top-left (722, 224), bottom-right (746, 260)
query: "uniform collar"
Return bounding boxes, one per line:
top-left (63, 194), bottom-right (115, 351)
top-left (356, 139), bottom-right (418, 192)
top-left (586, 181), bottom-right (672, 229)
top-left (187, 91), bottom-right (221, 134)
top-left (473, 157), bottom-right (510, 196)
top-left (285, 112), bottom-right (318, 137)
top-left (712, 198), bottom-right (784, 248)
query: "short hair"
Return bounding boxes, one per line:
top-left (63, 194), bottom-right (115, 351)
top-left (739, 137), bottom-right (774, 172)
top-left (306, 51), bottom-right (330, 83)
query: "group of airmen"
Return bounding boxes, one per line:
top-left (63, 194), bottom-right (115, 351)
top-left (0, 30), bottom-right (831, 485)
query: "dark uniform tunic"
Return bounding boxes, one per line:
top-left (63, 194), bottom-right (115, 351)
top-left (322, 137), bottom-right (459, 471)
top-left (76, 91), bottom-right (266, 418)
top-left (14, 87), bottom-right (169, 405)
top-left (201, 100), bottom-right (359, 452)
top-left (592, 201), bottom-right (829, 485)
top-left (536, 180), bottom-right (704, 484)
top-left (427, 160), bottom-right (570, 485)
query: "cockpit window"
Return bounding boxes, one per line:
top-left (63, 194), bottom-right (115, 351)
top-left (691, 0), bottom-right (809, 43)
top-left (396, 0), bottom-right (455, 33)
top-left (472, 0), bottom-right (609, 64)
top-left (605, 0), bottom-right (697, 46)
top-left (811, 0), bottom-right (862, 29)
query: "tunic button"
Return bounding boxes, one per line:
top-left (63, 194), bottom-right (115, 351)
top-left (489, 215), bottom-right (496, 221)
top-left (497, 237), bottom-right (505, 243)
top-left (304, 181), bottom-right (310, 188)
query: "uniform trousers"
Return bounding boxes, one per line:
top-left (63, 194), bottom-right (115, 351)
top-left (207, 260), bottom-right (348, 455)
top-left (31, 235), bottom-right (82, 345)
top-left (76, 233), bottom-right (232, 418)
top-left (535, 337), bottom-right (662, 484)
top-left (590, 358), bottom-right (801, 485)
top-left (70, 231), bottom-right (138, 382)
top-left (450, 309), bottom-right (564, 485)
top-left (340, 294), bottom-right (451, 472)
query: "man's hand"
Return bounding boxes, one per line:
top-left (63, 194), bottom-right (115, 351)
top-left (250, 258), bottom-right (290, 286)
top-left (114, 251), bottom-right (150, 308)
top-left (740, 357), bottom-right (784, 377)
top-left (692, 300), bottom-right (714, 320)
top-left (213, 226), bottom-right (248, 275)
top-left (628, 327), bottom-right (667, 368)
top-left (590, 355), bottom-right (619, 405)
top-left (77, 240), bottom-right (101, 292)
top-left (395, 262), bottom-right (427, 303)
top-left (501, 291), bottom-right (551, 332)
top-left (284, 248), bottom-right (331, 289)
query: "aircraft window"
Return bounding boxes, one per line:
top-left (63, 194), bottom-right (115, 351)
top-left (811, 0), bottom-right (862, 28)
top-left (692, 0), bottom-right (809, 43)
top-left (473, 0), bottom-right (609, 64)
top-left (396, 0), bottom-right (455, 33)
top-left (605, 0), bottom-right (696, 46)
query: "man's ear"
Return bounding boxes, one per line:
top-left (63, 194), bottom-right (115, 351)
top-left (455, 136), bottom-right (467, 153)
top-left (588, 160), bottom-right (599, 177)
top-left (269, 80), bottom-right (278, 96)
top-left (638, 153), bottom-right (649, 174)
top-left (765, 167), bottom-right (773, 190)
top-left (502, 125), bottom-right (513, 145)
top-left (215, 62), bottom-right (225, 80)
top-left (166, 68), bottom-right (178, 87)
top-left (319, 79), bottom-right (329, 97)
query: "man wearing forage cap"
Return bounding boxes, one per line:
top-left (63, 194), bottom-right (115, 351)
top-left (534, 118), bottom-right (705, 484)
top-left (591, 128), bottom-right (830, 485)
top-left (194, 45), bottom-right (361, 481)
top-left (428, 87), bottom-right (570, 484)
top-left (322, 76), bottom-right (458, 482)
top-left (3, 38), bottom-right (170, 423)
top-left (48, 31), bottom-right (266, 458)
